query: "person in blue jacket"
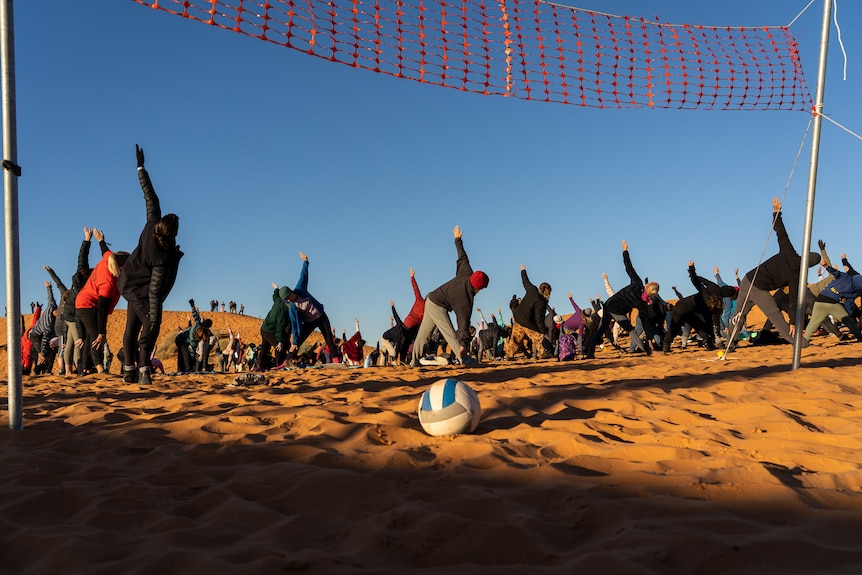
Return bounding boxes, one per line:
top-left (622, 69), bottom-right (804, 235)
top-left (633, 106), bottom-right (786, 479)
top-left (803, 259), bottom-right (862, 342)
top-left (283, 252), bottom-right (342, 363)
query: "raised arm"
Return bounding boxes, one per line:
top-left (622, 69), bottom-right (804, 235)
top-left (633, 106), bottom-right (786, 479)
top-left (44, 265), bottom-right (67, 294)
top-left (520, 264), bottom-right (534, 291)
top-left (602, 272), bottom-right (614, 297)
top-left (295, 252), bottom-right (310, 291)
top-left (93, 228), bottom-right (109, 256)
top-left (410, 268), bottom-right (422, 302)
top-left (841, 253), bottom-right (858, 276)
top-left (817, 240), bottom-right (832, 268)
top-left (136, 144), bottom-right (162, 223)
top-left (771, 198), bottom-right (793, 254)
top-left (567, 293), bottom-right (582, 315)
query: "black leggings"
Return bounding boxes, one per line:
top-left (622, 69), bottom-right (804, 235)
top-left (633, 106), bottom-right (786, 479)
top-left (258, 329), bottom-right (288, 369)
top-left (75, 307), bottom-right (103, 373)
top-left (123, 301), bottom-right (161, 369)
top-left (295, 314), bottom-right (341, 362)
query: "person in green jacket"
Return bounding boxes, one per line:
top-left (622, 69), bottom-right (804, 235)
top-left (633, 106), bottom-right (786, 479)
top-left (256, 282), bottom-right (292, 370)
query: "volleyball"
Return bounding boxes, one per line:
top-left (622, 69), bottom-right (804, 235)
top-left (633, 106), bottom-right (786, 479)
top-left (418, 378), bottom-right (482, 436)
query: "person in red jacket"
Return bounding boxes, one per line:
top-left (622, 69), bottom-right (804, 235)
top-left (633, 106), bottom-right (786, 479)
top-left (381, 268), bottom-right (425, 364)
top-left (409, 225), bottom-right (488, 367)
top-left (75, 249), bottom-right (129, 374)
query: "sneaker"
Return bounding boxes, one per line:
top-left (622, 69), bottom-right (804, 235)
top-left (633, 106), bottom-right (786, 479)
top-left (138, 368), bottom-right (151, 385)
top-left (123, 367), bottom-right (138, 383)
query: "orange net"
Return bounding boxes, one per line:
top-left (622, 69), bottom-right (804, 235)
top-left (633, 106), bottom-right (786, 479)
top-left (132, 0), bottom-right (812, 111)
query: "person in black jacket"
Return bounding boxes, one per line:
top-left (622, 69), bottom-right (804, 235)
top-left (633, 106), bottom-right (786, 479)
top-left (584, 239), bottom-right (658, 359)
top-left (118, 144), bottom-right (183, 384)
top-left (505, 265), bottom-right (553, 359)
top-left (662, 261), bottom-right (725, 352)
top-left (725, 197), bottom-right (820, 351)
top-left (409, 225), bottom-right (488, 366)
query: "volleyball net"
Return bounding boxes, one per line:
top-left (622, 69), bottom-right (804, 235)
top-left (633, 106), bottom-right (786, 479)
top-left (132, 0), bottom-right (813, 111)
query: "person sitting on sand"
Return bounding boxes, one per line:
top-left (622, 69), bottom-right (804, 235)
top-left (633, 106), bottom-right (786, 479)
top-left (410, 225), bottom-right (488, 367)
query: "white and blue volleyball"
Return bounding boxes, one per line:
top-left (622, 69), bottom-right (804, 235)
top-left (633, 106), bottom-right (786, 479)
top-left (418, 378), bottom-right (481, 436)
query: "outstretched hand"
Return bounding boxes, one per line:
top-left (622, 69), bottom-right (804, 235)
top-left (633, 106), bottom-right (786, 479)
top-left (299, 252), bottom-right (308, 262)
top-left (818, 239), bottom-right (826, 251)
top-left (83, 227), bottom-right (92, 241)
top-left (272, 282), bottom-right (278, 289)
top-left (688, 260), bottom-right (695, 267)
top-left (136, 144), bottom-right (145, 168)
top-left (621, 239), bottom-right (628, 251)
top-left (520, 264), bottom-right (525, 271)
top-left (453, 225), bottom-right (462, 239)
top-left (772, 197), bottom-right (782, 212)
top-left (93, 228), bottom-right (104, 242)
top-left (409, 267), bottom-right (414, 277)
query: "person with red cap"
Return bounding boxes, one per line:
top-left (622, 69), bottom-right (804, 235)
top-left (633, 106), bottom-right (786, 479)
top-left (410, 225), bottom-right (488, 367)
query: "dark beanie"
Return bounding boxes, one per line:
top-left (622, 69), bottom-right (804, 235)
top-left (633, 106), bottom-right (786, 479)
top-left (470, 271), bottom-right (489, 291)
top-left (279, 286), bottom-right (293, 300)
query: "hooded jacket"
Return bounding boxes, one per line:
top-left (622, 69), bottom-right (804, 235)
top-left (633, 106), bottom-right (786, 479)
top-left (118, 165), bottom-right (183, 324)
top-left (816, 266), bottom-right (862, 315)
top-left (261, 288), bottom-right (291, 345)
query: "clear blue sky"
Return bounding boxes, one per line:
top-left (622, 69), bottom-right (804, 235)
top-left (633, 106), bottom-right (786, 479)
top-left (5, 0), bottom-right (862, 345)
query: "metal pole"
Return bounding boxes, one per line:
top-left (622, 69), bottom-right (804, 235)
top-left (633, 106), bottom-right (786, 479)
top-left (1, 0), bottom-right (22, 429)
top-left (793, 0), bottom-right (832, 370)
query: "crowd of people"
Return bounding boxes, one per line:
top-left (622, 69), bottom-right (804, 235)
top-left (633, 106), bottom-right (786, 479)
top-left (19, 191), bottom-right (862, 378)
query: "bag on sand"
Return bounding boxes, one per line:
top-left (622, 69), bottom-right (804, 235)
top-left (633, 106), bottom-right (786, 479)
top-left (557, 329), bottom-right (576, 361)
